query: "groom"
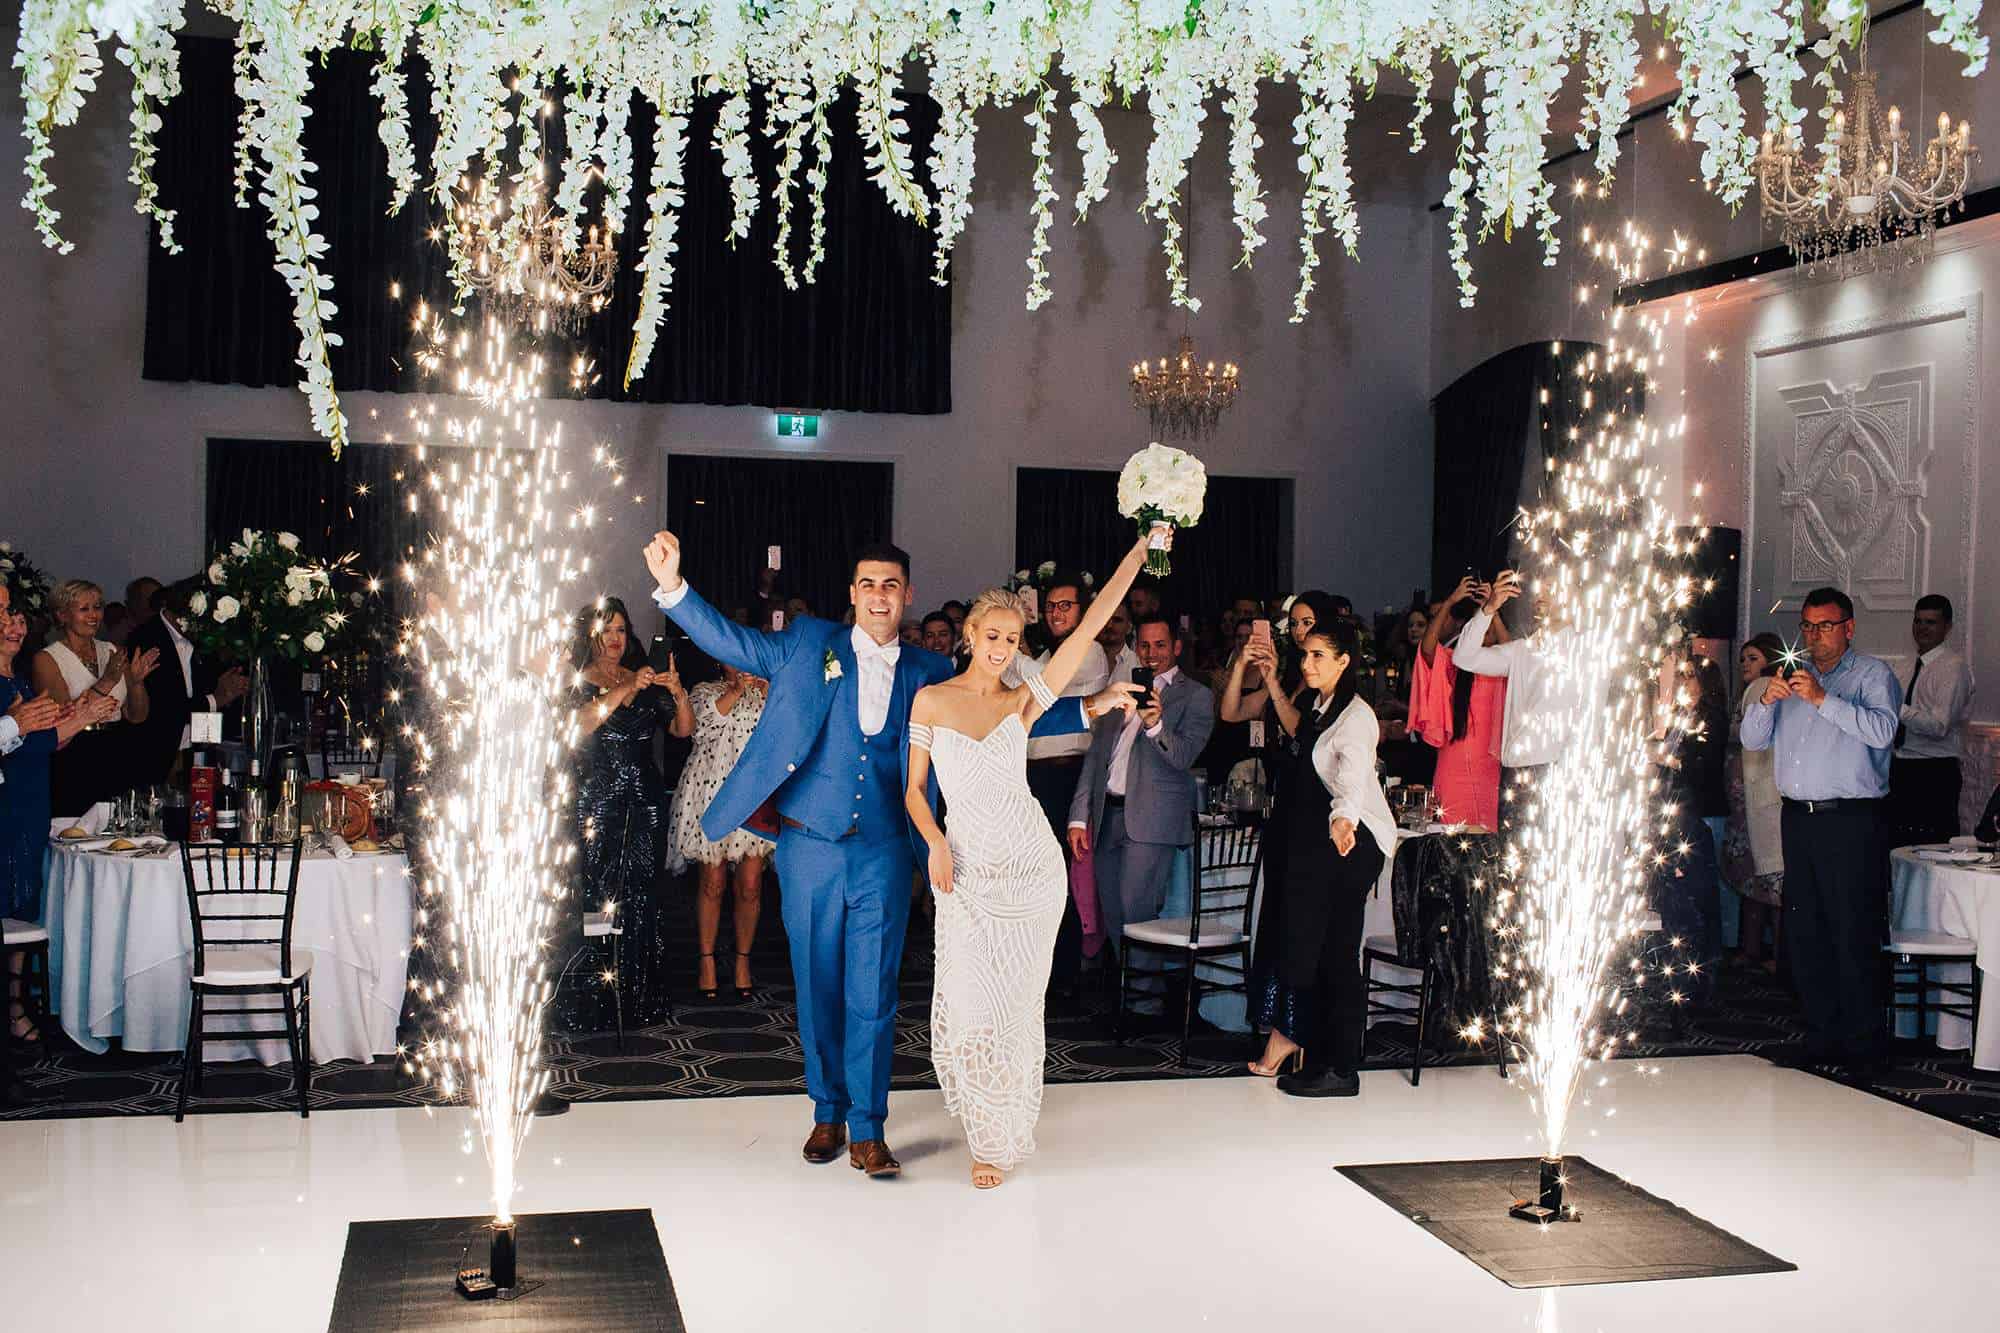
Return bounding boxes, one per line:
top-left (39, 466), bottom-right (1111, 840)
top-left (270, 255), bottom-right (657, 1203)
top-left (644, 532), bottom-right (1099, 1176)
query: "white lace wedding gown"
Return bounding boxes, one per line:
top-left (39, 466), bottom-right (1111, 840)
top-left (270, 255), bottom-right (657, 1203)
top-left (909, 682), bottom-right (1067, 1171)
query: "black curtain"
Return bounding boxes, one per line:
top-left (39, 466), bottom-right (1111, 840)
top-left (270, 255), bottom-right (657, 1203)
top-left (663, 454), bottom-right (894, 628)
top-left (1429, 341), bottom-right (1640, 599)
top-left (1014, 467), bottom-right (1292, 617)
top-left (146, 38), bottom-right (950, 414)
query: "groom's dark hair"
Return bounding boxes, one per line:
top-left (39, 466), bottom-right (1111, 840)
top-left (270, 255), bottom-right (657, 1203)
top-left (850, 542), bottom-right (911, 583)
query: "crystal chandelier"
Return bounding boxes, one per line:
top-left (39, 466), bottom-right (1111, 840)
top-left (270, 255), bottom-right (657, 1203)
top-left (1754, 44), bottom-right (1976, 278)
top-left (1130, 331), bottom-right (1241, 440)
top-left (450, 175), bottom-right (618, 338)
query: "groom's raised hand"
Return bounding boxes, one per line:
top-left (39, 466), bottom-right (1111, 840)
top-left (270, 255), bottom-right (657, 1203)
top-left (645, 531), bottom-right (684, 594)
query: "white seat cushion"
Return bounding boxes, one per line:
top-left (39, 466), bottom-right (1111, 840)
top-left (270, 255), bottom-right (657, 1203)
top-left (193, 946), bottom-right (314, 985)
top-left (1885, 930), bottom-right (1977, 959)
top-left (582, 910), bottom-right (623, 938)
top-left (1123, 916), bottom-right (1246, 950)
top-left (1363, 934), bottom-right (1399, 956)
top-left (2, 917), bottom-right (49, 945)
top-left (1634, 910), bottom-right (1664, 935)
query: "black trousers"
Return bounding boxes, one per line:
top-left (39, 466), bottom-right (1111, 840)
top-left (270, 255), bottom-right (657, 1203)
top-left (1308, 826), bottom-right (1386, 1075)
top-left (1778, 800), bottom-right (1889, 1062)
top-left (1026, 758), bottom-right (1086, 989)
top-left (1889, 756), bottom-right (1962, 848)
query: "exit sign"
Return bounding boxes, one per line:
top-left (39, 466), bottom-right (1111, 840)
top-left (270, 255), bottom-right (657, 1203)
top-left (776, 412), bottom-right (819, 438)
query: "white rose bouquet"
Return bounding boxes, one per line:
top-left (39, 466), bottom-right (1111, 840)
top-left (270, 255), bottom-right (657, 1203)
top-left (1117, 443), bottom-right (1207, 575)
top-left (185, 528), bottom-right (352, 666)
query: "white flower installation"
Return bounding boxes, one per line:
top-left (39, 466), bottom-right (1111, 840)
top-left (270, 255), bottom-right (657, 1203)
top-left (13, 3), bottom-right (1988, 453)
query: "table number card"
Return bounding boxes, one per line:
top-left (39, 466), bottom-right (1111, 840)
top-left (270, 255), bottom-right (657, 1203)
top-left (1249, 720), bottom-right (1265, 748)
top-left (301, 671), bottom-right (322, 694)
top-left (190, 712), bottom-right (223, 744)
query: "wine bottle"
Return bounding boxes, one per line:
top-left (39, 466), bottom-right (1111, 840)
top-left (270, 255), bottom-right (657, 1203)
top-left (214, 767), bottom-right (240, 844)
top-left (188, 747), bottom-right (218, 842)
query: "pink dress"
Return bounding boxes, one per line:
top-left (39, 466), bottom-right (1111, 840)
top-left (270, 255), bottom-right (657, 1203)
top-left (1408, 644), bottom-right (1506, 829)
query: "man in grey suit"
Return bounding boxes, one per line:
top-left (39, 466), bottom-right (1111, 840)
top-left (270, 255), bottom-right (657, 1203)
top-left (1067, 613), bottom-right (1216, 956)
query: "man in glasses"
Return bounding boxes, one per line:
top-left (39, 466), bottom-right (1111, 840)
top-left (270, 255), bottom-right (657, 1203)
top-left (1010, 570), bottom-right (1112, 1004)
top-left (1741, 586), bottom-right (1902, 1071)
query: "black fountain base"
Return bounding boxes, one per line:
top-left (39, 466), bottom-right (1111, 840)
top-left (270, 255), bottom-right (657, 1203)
top-left (1336, 1157), bottom-right (1796, 1289)
top-left (329, 1208), bottom-right (685, 1331)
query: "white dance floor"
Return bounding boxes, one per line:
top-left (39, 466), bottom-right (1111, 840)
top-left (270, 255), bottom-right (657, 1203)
top-left (2, 1053), bottom-right (1993, 1330)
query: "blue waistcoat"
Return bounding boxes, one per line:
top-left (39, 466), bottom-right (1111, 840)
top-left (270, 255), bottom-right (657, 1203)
top-left (781, 673), bottom-right (908, 842)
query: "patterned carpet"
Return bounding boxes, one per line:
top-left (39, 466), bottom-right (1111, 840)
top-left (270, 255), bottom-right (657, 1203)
top-left (7, 884), bottom-right (1998, 1137)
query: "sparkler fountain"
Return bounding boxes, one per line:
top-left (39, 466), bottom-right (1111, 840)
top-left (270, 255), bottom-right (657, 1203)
top-left (394, 317), bottom-right (628, 1294)
top-left (1484, 232), bottom-right (1703, 1225)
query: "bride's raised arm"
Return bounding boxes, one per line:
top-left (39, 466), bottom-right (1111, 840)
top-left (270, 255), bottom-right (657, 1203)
top-left (1037, 532), bottom-right (1150, 704)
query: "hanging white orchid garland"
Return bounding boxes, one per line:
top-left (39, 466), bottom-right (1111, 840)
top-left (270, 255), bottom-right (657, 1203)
top-left (14, 1), bottom-right (1989, 454)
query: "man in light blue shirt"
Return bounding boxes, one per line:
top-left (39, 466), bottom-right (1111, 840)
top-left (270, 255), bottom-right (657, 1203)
top-left (1740, 586), bottom-right (1901, 1069)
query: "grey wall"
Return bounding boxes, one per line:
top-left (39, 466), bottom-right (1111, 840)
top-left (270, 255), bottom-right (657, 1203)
top-left (1, 61), bottom-right (1435, 626)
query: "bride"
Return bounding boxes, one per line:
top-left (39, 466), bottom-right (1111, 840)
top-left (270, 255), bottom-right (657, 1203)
top-left (904, 532), bottom-right (1152, 1189)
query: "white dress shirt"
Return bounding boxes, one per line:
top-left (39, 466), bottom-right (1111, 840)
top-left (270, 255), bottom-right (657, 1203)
top-left (1896, 643), bottom-right (1974, 761)
top-left (1012, 640), bottom-right (1110, 761)
top-left (850, 625), bottom-right (899, 736)
top-left (1312, 693), bottom-right (1398, 860)
top-left (0, 714), bottom-right (20, 785)
top-left (163, 613), bottom-right (218, 751)
top-left (1106, 643), bottom-right (1138, 685)
top-left (1107, 665), bottom-right (1176, 797)
top-left (1451, 610), bottom-right (1586, 768)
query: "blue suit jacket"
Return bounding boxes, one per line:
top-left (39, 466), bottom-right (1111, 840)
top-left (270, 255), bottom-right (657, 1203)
top-left (656, 583), bottom-right (1090, 852)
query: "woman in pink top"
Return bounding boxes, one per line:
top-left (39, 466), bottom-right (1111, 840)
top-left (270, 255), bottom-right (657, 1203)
top-left (1406, 575), bottom-right (1509, 829)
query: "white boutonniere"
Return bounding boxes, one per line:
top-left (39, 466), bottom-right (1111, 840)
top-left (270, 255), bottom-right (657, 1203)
top-left (823, 650), bottom-right (843, 683)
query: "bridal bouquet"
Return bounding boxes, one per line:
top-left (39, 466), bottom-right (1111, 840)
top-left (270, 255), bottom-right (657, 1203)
top-left (1117, 443), bottom-right (1207, 575)
top-left (186, 529), bottom-right (352, 665)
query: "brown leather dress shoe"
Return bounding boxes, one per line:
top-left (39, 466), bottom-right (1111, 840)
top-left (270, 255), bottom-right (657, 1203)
top-left (849, 1139), bottom-right (901, 1178)
top-left (802, 1122), bottom-right (847, 1164)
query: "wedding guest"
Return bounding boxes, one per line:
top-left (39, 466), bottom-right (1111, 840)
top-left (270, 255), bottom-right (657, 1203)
top-left (668, 664), bottom-right (770, 1001)
top-left (1451, 570), bottom-right (1586, 772)
top-left (1067, 613), bottom-right (1215, 957)
top-left (785, 595), bottom-right (813, 625)
top-left (2, 581), bottom-right (116, 1046)
top-left (1010, 571), bottom-right (1110, 995)
top-left (1245, 617), bottom-right (1396, 1099)
top-left (125, 576), bottom-right (163, 621)
top-left (1407, 575), bottom-right (1509, 829)
top-left (920, 610), bottom-right (956, 657)
top-left (898, 619), bottom-right (922, 647)
top-left (555, 598), bottom-right (694, 1033)
top-left (1741, 586), bottom-right (1901, 1069)
top-left (1650, 648), bottom-right (1728, 1000)
top-left (100, 601), bottom-right (131, 647)
top-left (126, 578), bottom-right (248, 785)
top-left (1224, 589), bottom-right (1339, 758)
top-left (32, 579), bottom-right (160, 816)
top-left (1126, 579), bottom-right (1162, 624)
top-left (1724, 633), bottom-right (1786, 973)
top-left (1889, 595), bottom-right (1974, 847)
top-left (1097, 604), bottom-right (1137, 683)
top-left (941, 600), bottom-right (969, 636)
top-left (1204, 620), bottom-right (1264, 783)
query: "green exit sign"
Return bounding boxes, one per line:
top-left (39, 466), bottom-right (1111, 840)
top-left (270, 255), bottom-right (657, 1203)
top-left (776, 412), bottom-right (819, 438)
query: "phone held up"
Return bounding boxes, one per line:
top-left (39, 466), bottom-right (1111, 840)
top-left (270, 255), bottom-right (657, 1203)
top-left (1130, 665), bottom-right (1156, 711)
top-left (648, 634), bottom-right (685, 676)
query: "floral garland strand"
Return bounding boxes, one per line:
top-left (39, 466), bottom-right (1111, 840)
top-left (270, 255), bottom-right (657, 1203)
top-left (17, 2), bottom-right (1993, 447)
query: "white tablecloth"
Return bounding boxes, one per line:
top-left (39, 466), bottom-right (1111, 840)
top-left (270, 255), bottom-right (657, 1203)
top-left (43, 843), bottom-right (415, 1066)
top-left (1889, 846), bottom-right (2000, 1071)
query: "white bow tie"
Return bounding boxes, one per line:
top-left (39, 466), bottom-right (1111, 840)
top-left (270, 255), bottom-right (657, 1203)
top-left (851, 629), bottom-right (900, 664)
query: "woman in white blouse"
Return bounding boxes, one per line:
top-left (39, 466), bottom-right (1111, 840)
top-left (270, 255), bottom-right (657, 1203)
top-left (31, 579), bottom-right (158, 816)
top-left (1245, 616), bottom-right (1396, 1099)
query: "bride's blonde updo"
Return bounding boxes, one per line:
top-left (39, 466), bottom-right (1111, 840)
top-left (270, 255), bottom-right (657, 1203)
top-left (962, 587), bottom-right (1031, 654)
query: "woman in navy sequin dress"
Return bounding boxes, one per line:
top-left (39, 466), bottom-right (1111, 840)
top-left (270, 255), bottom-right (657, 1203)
top-left (554, 599), bottom-right (693, 1034)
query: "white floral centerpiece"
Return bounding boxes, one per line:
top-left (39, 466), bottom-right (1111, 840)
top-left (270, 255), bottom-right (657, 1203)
top-left (1117, 443), bottom-right (1206, 576)
top-left (185, 529), bottom-right (349, 666)
top-left (1005, 560), bottom-right (1094, 594)
top-left (0, 541), bottom-right (55, 623)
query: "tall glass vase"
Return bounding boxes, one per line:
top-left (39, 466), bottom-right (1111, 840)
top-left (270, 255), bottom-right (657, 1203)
top-left (245, 657), bottom-right (274, 775)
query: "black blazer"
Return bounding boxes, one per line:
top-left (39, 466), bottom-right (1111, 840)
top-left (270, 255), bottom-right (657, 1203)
top-left (127, 615), bottom-right (222, 784)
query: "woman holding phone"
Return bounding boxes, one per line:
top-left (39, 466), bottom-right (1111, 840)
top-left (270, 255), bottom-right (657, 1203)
top-left (1406, 574), bottom-right (1509, 829)
top-left (1219, 590), bottom-right (1341, 797)
top-left (557, 598), bottom-right (695, 1032)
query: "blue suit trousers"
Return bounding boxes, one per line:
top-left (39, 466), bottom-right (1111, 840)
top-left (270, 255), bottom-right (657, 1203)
top-left (774, 825), bottom-right (915, 1139)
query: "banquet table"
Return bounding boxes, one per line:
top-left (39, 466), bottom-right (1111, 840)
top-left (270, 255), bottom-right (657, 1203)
top-left (43, 841), bottom-right (415, 1066)
top-left (1159, 823), bottom-right (1417, 1033)
top-left (1888, 845), bottom-right (2000, 1071)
